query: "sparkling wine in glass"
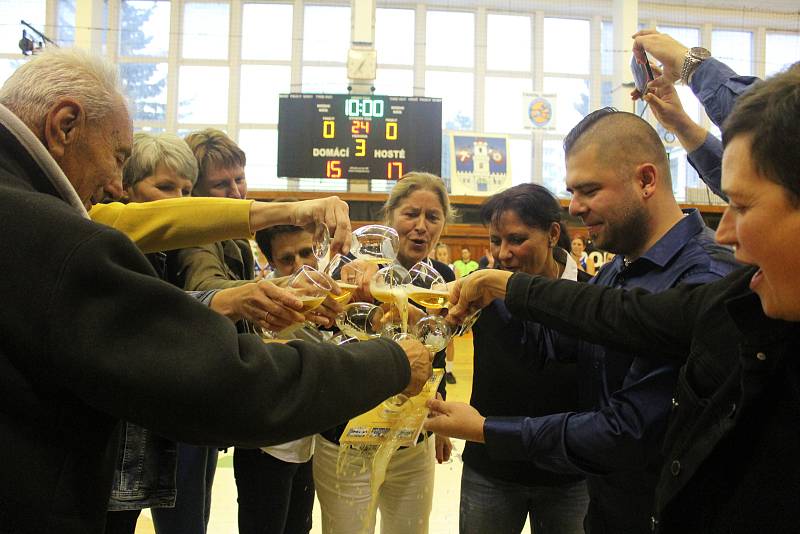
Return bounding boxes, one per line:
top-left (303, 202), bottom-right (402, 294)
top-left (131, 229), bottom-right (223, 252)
top-left (407, 262), bottom-right (449, 310)
top-left (287, 264), bottom-right (332, 313)
top-left (324, 254), bottom-right (364, 305)
top-left (370, 264), bottom-right (412, 332)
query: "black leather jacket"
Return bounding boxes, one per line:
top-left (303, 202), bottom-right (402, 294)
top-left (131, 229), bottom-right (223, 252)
top-left (504, 267), bottom-right (800, 533)
top-left (0, 103), bottom-right (411, 533)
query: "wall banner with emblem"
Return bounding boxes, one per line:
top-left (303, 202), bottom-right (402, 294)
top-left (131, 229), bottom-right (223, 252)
top-left (522, 93), bottom-right (557, 130)
top-left (449, 132), bottom-right (510, 196)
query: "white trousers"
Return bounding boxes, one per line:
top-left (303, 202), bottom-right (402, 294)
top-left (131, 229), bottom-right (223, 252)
top-left (313, 434), bottom-right (435, 534)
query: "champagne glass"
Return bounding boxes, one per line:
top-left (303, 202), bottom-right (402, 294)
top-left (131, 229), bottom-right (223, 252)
top-left (350, 225), bottom-right (399, 265)
top-left (262, 265), bottom-right (333, 339)
top-left (287, 265), bottom-right (332, 314)
top-left (328, 333), bottom-right (360, 345)
top-left (370, 264), bottom-right (412, 333)
top-left (379, 318), bottom-right (404, 340)
top-left (411, 314), bottom-right (453, 353)
top-left (454, 308), bottom-right (482, 337)
top-left (381, 321), bottom-right (451, 412)
top-left (261, 264), bottom-right (276, 280)
top-left (369, 263), bottom-right (411, 303)
top-left (308, 222), bottom-right (330, 261)
top-left (265, 265), bottom-right (333, 338)
top-left (324, 254), bottom-right (364, 305)
top-left (407, 261), bottom-right (449, 310)
top-left (334, 302), bottom-right (385, 340)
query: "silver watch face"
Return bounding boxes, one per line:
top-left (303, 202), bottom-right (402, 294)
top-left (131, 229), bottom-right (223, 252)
top-left (690, 47), bottom-right (711, 60)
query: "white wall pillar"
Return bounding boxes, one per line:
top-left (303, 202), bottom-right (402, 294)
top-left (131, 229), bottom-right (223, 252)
top-left (73, 0), bottom-right (105, 51)
top-left (755, 27), bottom-right (767, 79)
top-left (290, 0), bottom-right (304, 92)
top-left (612, 0), bottom-right (638, 112)
top-left (532, 11), bottom-right (544, 185)
top-left (474, 7), bottom-right (486, 133)
top-left (349, 0), bottom-right (376, 95)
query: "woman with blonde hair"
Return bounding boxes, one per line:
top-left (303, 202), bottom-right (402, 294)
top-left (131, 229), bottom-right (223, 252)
top-left (434, 242), bottom-right (456, 274)
top-left (314, 172), bottom-right (455, 534)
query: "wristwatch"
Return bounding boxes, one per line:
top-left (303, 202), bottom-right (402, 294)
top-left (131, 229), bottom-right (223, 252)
top-left (680, 47), bottom-right (711, 85)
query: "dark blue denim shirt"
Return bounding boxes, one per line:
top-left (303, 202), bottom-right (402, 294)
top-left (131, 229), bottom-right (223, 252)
top-left (685, 58), bottom-right (761, 200)
top-left (483, 209), bottom-right (738, 533)
top-left (108, 251), bottom-right (218, 511)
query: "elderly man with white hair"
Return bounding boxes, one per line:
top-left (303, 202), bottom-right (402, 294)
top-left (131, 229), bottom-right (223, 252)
top-left (0, 48), bottom-right (432, 534)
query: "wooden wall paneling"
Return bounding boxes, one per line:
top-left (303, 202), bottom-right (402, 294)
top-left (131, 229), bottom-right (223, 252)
top-left (248, 191), bottom-right (727, 261)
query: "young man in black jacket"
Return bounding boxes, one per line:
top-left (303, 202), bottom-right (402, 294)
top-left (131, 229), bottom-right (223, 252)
top-left (432, 66), bottom-right (800, 533)
top-left (0, 48), bottom-right (431, 534)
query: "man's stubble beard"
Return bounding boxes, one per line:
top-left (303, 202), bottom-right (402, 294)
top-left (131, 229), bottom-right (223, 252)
top-left (595, 202), bottom-right (651, 257)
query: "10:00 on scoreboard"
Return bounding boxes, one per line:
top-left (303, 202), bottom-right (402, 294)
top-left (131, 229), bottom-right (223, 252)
top-left (277, 94), bottom-right (442, 180)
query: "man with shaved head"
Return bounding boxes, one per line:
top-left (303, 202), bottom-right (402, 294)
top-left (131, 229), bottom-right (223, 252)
top-left (565, 108), bottom-right (681, 259)
top-left (428, 108), bottom-right (738, 533)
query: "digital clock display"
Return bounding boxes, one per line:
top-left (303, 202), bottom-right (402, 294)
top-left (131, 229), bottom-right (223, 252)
top-left (277, 94), bottom-right (442, 180)
top-left (345, 97), bottom-right (384, 118)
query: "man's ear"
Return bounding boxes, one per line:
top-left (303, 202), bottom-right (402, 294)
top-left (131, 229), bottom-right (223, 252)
top-left (43, 98), bottom-right (85, 161)
top-left (637, 163), bottom-right (658, 199)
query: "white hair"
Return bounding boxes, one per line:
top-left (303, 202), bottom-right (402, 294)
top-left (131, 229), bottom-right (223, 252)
top-left (0, 48), bottom-right (124, 132)
top-left (124, 132), bottom-right (199, 188)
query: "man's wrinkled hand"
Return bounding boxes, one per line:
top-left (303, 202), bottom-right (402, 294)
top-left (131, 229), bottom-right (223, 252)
top-left (290, 196), bottom-right (352, 256)
top-left (433, 392), bottom-right (454, 464)
top-left (435, 433), bottom-right (453, 464)
top-left (397, 337), bottom-right (432, 398)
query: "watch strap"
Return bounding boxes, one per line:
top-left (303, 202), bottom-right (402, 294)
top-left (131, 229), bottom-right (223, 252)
top-left (680, 48), bottom-right (709, 85)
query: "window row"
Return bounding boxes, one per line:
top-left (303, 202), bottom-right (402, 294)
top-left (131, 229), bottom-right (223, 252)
top-left (5, 3), bottom-right (797, 75)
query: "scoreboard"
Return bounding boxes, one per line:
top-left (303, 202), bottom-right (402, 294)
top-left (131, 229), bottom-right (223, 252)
top-left (277, 94), bottom-right (442, 180)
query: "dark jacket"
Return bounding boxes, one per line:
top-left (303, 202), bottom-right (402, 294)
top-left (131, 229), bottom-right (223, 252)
top-left (172, 239), bottom-right (256, 292)
top-left (171, 239), bottom-right (257, 335)
top-left (464, 260), bottom-right (591, 487)
top-left (499, 266), bottom-right (800, 533)
top-left (0, 104), bottom-right (411, 533)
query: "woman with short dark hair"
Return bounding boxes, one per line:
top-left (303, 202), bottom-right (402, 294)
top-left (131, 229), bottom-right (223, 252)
top-left (459, 183), bottom-right (590, 534)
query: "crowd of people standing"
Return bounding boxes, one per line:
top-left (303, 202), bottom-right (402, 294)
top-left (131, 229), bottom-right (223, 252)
top-left (0, 25), bottom-right (798, 534)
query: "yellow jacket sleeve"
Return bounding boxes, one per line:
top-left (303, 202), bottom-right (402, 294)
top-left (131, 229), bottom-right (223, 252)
top-left (89, 197), bottom-right (254, 254)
